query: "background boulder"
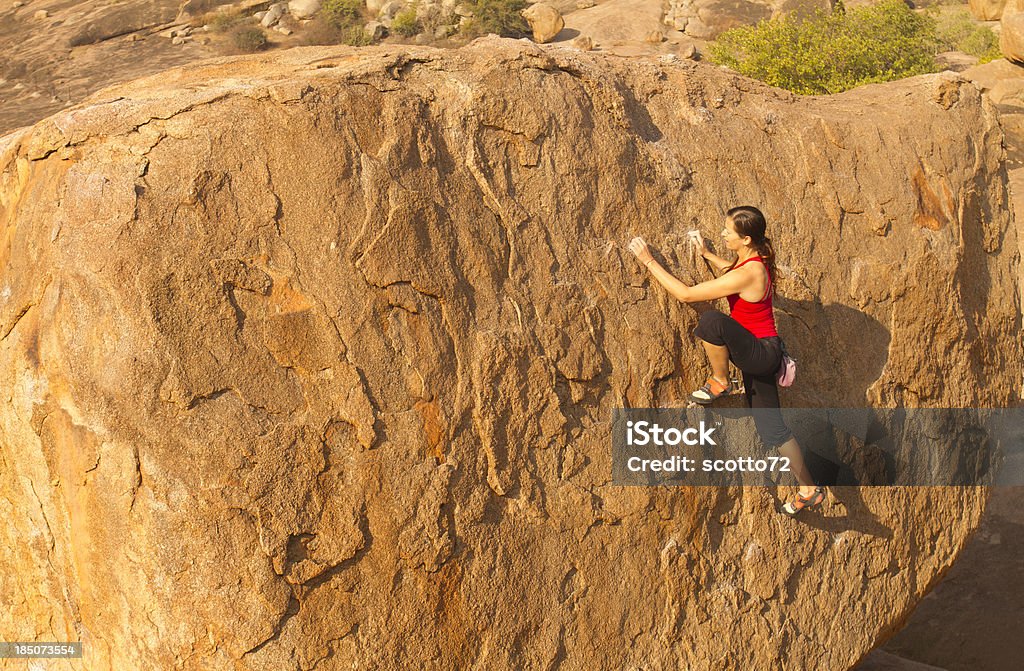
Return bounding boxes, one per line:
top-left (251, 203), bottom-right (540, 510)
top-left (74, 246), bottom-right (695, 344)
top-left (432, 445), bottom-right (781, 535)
top-left (969, 0), bottom-right (1008, 20)
top-left (0, 39), bottom-right (1019, 669)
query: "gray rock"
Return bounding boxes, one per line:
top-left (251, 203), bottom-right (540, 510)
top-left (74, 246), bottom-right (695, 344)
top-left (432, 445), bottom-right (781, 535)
top-left (684, 17), bottom-right (713, 39)
top-left (262, 4), bottom-right (285, 27)
top-left (693, 0), bottom-right (771, 38)
top-left (936, 51), bottom-right (980, 73)
top-left (379, 0), bottom-right (403, 20)
top-left (158, 24), bottom-right (191, 38)
top-left (572, 35), bottom-right (593, 50)
top-left (288, 0), bottom-right (322, 19)
top-left (365, 20), bottom-right (386, 39)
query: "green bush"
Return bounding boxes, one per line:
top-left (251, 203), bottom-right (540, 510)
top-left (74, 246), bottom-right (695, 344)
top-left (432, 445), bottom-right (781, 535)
top-left (708, 0), bottom-right (941, 95)
top-left (931, 8), bottom-right (1001, 63)
top-left (342, 24), bottom-right (374, 46)
top-left (322, 0), bottom-right (365, 28)
top-left (392, 7), bottom-right (422, 37)
top-left (306, 2), bottom-right (382, 46)
top-left (461, 0), bottom-right (529, 38)
top-left (231, 26), bottom-right (268, 52)
top-left (419, 6), bottom-right (455, 38)
top-left (960, 29), bottom-right (1001, 64)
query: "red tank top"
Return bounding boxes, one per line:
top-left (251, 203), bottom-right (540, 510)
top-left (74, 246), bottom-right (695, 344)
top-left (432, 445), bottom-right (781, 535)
top-left (726, 256), bottom-right (778, 338)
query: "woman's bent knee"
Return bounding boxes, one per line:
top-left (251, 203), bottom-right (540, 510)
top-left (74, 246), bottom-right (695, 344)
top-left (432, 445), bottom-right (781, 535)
top-left (694, 310), bottom-right (728, 345)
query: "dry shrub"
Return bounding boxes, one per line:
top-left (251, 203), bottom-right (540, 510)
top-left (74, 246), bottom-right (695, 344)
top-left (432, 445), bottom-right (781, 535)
top-left (200, 7), bottom-right (246, 32)
top-left (229, 25), bottom-right (268, 52)
top-left (299, 16), bottom-right (344, 45)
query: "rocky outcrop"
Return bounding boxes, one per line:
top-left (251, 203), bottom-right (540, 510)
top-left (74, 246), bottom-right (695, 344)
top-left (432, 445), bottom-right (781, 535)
top-left (569, 0), bottom-right (667, 44)
top-left (67, 2), bottom-right (181, 47)
top-left (0, 39), bottom-right (1020, 670)
top-left (179, 0), bottom-right (239, 20)
top-left (0, 1), bottom-right (226, 137)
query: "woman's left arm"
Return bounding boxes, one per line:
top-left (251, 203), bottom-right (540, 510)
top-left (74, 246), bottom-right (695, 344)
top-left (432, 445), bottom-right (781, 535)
top-left (628, 236), bottom-right (747, 303)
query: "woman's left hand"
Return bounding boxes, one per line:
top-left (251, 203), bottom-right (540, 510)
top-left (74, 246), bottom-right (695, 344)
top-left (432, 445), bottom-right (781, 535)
top-left (628, 236), bottom-right (654, 266)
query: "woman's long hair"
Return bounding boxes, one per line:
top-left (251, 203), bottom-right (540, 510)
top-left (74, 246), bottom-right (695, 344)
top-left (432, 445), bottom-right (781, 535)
top-left (726, 206), bottom-right (776, 288)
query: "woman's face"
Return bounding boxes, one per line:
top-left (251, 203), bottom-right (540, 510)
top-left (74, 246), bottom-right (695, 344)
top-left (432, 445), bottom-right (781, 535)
top-left (721, 217), bottom-right (751, 252)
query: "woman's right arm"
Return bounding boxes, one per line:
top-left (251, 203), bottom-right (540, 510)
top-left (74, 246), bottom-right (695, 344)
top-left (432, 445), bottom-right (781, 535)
top-left (701, 249), bottom-right (733, 272)
top-left (689, 231), bottom-right (732, 273)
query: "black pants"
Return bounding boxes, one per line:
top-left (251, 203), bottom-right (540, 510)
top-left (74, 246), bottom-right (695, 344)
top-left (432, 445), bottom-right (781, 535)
top-left (693, 310), bottom-right (793, 447)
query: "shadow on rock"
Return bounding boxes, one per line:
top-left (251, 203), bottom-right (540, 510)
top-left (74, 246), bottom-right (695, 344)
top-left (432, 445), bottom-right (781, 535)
top-left (784, 486), bottom-right (894, 539)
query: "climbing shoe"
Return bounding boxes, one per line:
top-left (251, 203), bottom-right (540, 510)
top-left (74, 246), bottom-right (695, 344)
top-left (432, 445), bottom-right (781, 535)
top-left (782, 487), bottom-right (826, 517)
top-left (690, 375), bottom-right (733, 405)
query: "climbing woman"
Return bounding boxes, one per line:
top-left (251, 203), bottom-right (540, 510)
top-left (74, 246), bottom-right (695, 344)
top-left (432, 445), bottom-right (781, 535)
top-left (627, 206), bottom-right (825, 516)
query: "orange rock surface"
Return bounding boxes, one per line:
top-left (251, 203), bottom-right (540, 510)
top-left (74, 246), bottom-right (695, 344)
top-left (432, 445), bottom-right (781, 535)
top-left (0, 38), bottom-right (1020, 670)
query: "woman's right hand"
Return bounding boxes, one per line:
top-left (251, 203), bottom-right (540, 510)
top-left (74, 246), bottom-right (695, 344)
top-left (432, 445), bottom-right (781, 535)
top-left (687, 230), bottom-right (708, 257)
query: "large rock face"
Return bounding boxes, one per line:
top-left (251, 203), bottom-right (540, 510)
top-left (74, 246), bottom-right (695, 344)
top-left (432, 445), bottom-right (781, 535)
top-left (0, 39), bottom-right (1020, 670)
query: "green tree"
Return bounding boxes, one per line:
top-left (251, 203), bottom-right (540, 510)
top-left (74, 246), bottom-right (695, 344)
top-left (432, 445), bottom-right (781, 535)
top-left (342, 25), bottom-right (374, 46)
top-left (461, 0), bottom-right (529, 38)
top-left (931, 7), bottom-right (1001, 64)
top-left (392, 7), bottom-right (423, 37)
top-left (322, 0), bottom-right (365, 29)
top-left (708, 0), bottom-right (941, 95)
